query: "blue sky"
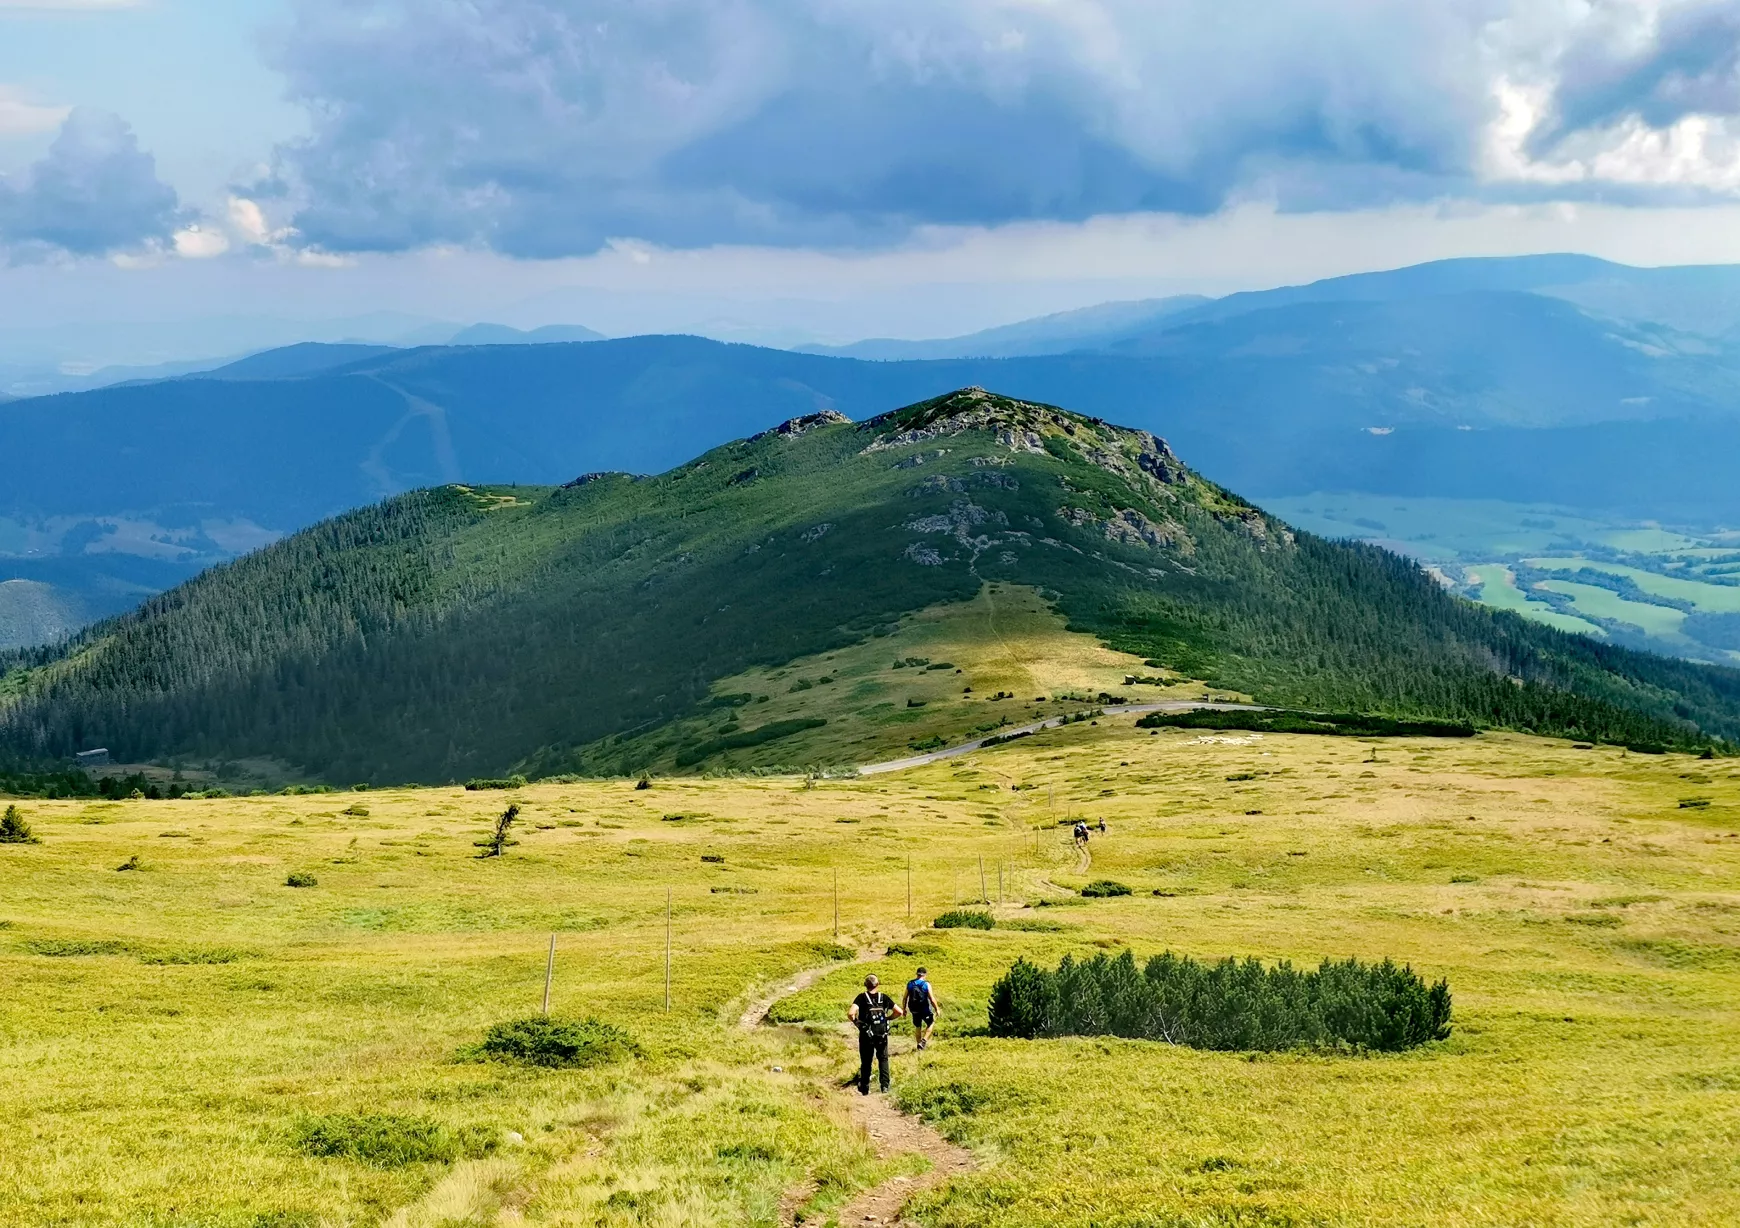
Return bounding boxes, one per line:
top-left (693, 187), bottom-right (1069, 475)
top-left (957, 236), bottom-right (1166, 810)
top-left (7, 1), bottom-right (1740, 346)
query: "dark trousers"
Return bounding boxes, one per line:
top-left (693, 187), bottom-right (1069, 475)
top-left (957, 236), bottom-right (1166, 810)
top-left (858, 1030), bottom-right (890, 1093)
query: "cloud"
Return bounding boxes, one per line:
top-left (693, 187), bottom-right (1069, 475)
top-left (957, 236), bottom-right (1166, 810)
top-left (263, 0), bottom-right (1505, 256)
top-left (0, 108), bottom-right (187, 257)
top-left (243, 0), bottom-right (1740, 258)
top-left (0, 86), bottom-right (70, 136)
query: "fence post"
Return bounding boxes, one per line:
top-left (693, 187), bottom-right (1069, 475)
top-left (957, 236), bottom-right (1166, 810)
top-left (833, 868), bottom-right (840, 942)
top-left (542, 933), bottom-right (556, 1015)
top-left (907, 855), bottom-right (912, 922)
top-left (979, 855), bottom-right (987, 904)
top-left (664, 887), bottom-right (672, 1013)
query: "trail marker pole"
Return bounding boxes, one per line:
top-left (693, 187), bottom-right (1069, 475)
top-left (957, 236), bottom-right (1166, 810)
top-left (998, 862), bottom-right (1003, 906)
top-left (542, 934), bottom-right (556, 1015)
top-left (833, 868), bottom-right (840, 942)
top-left (979, 856), bottom-right (987, 904)
top-left (907, 856), bottom-right (912, 922)
top-left (664, 887), bottom-right (672, 1013)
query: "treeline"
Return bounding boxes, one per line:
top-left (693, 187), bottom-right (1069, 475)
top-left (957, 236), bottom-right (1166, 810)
top-left (988, 950), bottom-right (1452, 1052)
top-left (0, 764), bottom-right (193, 800)
top-left (1136, 709), bottom-right (1476, 738)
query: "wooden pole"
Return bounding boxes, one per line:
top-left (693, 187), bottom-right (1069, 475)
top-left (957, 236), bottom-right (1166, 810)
top-left (998, 861), bottom-right (1003, 907)
top-left (664, 887), bottom-right (672, 1013)
top-left (833, 868), bottom-right (840, 941)
top-left (542, 933), bottom-right (556, 1015)
top-left (907, 855), bottom-right (912, 922)
top-left (979, 855), bottom-right (987, 904)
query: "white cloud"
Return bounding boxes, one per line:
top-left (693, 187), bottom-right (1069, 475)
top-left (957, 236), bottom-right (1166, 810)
top-left (172, 224), bottom-right (228, 259)
top-left (0, 86), bottom-right (70, 136)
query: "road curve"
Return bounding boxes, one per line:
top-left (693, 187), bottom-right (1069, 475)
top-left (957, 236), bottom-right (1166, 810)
top-left (858, 700), bottom-right (1264, 776)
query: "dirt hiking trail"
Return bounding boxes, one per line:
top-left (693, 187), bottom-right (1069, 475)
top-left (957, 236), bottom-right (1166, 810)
top-left (741, 953), bottom-right (977, 1226)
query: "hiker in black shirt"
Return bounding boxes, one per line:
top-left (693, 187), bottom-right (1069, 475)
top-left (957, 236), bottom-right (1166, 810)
top-left (847, 973), bottom-right (904, 1094)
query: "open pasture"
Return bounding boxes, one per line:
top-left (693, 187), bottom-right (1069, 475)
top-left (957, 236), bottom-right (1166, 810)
top-left (3, 720), bottom-right (1739, 1227)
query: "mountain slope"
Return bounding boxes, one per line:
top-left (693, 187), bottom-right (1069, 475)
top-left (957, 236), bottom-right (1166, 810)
top-left (2, 389), bottom-right (1734, 784)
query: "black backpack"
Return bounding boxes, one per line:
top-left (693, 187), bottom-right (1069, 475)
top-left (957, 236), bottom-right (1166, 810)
top-left (860, 993), bottom-right (891, 1040)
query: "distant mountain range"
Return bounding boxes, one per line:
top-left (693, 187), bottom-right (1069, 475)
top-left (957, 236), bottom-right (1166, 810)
top-left (6, 253), bottom-right (1740, 648)
top-left (5, 389), bottom-right (1731, 784)
top-left (0, 317), bottom-right (606, 399)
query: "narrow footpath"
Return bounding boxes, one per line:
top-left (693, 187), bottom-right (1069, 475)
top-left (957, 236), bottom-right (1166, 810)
top-left (741, 958), bottom-right (976, 1227)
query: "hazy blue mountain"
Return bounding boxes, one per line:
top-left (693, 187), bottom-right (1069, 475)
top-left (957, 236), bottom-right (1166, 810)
top-left (199, 343), bottom-right (401, 381)
top-left (11, 254), bottom-right (1740, 648)
top-left (1105, 290), bottom-right (1740, 428)
top-left (446, 322), bottom-right (606, 345)
top-left (800, 295), bottom-right (1209, 359)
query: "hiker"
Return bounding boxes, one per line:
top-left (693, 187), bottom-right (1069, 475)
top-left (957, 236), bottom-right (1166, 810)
top-left (848, 974), bottom-right (903, 1094)
top-left (1097, 818), bottom-right (1107, 835)
top-left (1074, 821), bottom-right (1089, 846)
top-left (904, 966), bottom-right (940, 1051)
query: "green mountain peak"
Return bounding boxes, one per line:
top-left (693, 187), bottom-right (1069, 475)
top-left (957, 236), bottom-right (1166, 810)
top-left (3, 389), bottom-right (1735, 784)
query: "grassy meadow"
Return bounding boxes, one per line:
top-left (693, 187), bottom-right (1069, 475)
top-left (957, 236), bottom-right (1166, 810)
top-left (3, 718), bottom-right (1739, 1226)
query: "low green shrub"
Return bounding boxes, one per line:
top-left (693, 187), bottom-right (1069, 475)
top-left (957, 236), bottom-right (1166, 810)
top-left (987, 949), bottom-right (1451, 1052)
top-left (291, 1113), bottom-right (496, 1167)
top-left (933, 909), bottom-right (995, 930)
top-left (804, 940), bottom-right (856, 962)
top-left (469, 1016), bottom-right (638, 1068)
top-left (286, 871), bottom-right (318, 888)
top-left (1080, 880), bottom-right (1133, 898)
top-left (465, 776), bottom-right (528, 790)
top-left (1001, 918), bottom-right (1071, 932)
top-left (886, 941), bottom-right (946, 957)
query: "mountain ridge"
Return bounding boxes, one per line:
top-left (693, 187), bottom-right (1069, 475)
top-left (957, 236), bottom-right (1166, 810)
top-left (3, 387), bottom-right (1734, 785)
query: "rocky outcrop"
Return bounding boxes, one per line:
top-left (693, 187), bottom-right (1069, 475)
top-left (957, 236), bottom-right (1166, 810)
top-left (1104, 508), bottom-right (1190, 552)
top-left (750, 409), bottom-right (850, 442)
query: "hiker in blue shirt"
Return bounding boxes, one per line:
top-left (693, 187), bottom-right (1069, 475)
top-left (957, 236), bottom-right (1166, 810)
top-left (903, 966), bottom-right (940, 1051)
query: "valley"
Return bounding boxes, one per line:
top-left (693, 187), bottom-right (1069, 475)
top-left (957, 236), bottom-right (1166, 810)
top-left (3, 716), bottom-right (1736, 1226)
top-left (1267, 494), bottom-right (1740, 665)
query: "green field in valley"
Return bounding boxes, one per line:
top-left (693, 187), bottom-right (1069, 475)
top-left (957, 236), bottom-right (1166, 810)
top-left (1262, 494), bottom-right (1740, 665)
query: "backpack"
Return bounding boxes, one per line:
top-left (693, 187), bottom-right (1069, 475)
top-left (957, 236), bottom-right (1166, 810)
top-left (860, 993), bottom-right (891, 1039)
top-left (908, 980), bottom-right (932, 1014)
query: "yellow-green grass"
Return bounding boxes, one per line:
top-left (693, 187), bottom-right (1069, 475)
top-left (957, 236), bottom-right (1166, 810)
top-left (1464, 564), bottom-right (1605, 637)
top-left (3, 721), bottom-right (1739, 1225)
top-left (609, 584), bottom-right (1234, 773)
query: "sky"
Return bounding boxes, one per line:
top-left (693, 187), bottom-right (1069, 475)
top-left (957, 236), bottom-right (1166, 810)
top-left (7, 0), bottom-right (1740, 352)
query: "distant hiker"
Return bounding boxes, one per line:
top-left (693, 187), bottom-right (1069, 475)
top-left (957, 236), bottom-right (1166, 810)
top-left (904, 967), bottom-right (940, 1051)
top-left (1097, 818), bottom-right (1107, 835)
top-left (848, 973), bottom-right (903, 1094)
top-left (1073, 821), bottom-right (1089, 846)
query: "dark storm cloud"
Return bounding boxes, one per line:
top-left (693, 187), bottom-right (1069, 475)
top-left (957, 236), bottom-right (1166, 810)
top-left (263, 0), bottom-right (1504, 256)
top-left (0, 109), bottom-right (186, 257)
top-left (1540, 1), bottom-right (1740, 149)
